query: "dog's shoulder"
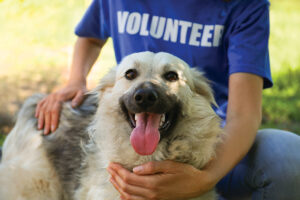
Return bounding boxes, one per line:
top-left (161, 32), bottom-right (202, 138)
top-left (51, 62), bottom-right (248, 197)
top-left (42, 93), bottom-right (98, 199)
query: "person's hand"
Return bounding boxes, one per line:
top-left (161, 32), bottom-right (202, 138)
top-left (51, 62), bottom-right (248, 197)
top-left (107, 161), bottom-right (216, 200)
top-left (35, 82), bottom-right (87, 135)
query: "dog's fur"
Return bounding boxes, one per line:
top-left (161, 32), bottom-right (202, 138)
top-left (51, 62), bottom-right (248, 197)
top-left (0, 52), bottom-right (223, 200)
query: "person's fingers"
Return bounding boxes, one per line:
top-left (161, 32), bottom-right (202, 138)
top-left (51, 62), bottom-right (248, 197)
top-left (133, 160), bottom-right (177, 175)
top-left (108, 163), bottom-right (155, 189)
top-left (38, 109), bottom-right (45, 130)
top-left (112, 171), bottom-right (155, 199)
top-left (35, 99), bottom-right (45, 118)
top-left (110, 178), bottom-right (147, 200)
top-left (36, 86), bottom-right (87, 133)
top-left (110, 177), bottom-right (122, 194)
top-left (43, 105), bottom-right (52, 135)
top-left (50, 101), bottom-right (62, 132)
top-left (71, 90), bottom-right (85, 108)
top-left (109, 163), bottom-right (146, 186)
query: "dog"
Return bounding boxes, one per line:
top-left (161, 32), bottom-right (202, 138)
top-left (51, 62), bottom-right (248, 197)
top-left (0, 51), bottom-right (223, 200)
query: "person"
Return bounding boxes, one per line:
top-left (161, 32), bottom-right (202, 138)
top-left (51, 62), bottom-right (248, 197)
top-left (35, 0), bottom-right (300, 199)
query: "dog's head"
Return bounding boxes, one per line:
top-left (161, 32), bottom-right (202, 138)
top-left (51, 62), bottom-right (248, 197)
top-left (97, 51), bottom-right (216, 156)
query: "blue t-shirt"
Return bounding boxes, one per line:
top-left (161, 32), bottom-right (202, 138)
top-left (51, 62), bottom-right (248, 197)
top-left (75, 0), bottom-right (272, 122)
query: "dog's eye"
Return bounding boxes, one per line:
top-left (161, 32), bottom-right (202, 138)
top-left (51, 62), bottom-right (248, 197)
top-left (164, 71), bottom-right (179, 82)
top-left (125, 69), bottom-right (138, 80)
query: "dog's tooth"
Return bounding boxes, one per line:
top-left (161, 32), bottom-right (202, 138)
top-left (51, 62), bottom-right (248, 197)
top-left (134, 114), bottom-right (137, 121)
top-left (160, 114), bottom-right (165, 127)
top-left (161, 114), bottom-right (165, 123)
top-left (160, 119), bottom-right (163, 127)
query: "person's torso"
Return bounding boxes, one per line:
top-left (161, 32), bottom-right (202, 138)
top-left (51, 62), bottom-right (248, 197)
top-left (97, 0), bottom-right (267, 122)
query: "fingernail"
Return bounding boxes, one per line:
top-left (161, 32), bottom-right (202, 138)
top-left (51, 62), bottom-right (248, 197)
top-left (38, 123), bottom-right (42, 129)
top-left (109, 177), bottom-right (114, 183)
top-left (133, 166), bottom-right (143, 173)
top-left (51, 125), bottom-right (55, 132)
top-left (109, 162), bottom-right (117, 169)
top-left (72, 102), bottom-right (77, 107)
top-left (106, 168), bottom-right (112, 174)
top-left (44, 129), bottom-right (48, 135)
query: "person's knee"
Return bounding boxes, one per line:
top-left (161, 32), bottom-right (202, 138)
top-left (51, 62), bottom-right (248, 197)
top-left (249, 129), bottom-right (300, 198)
top-left (253, 129), bottom-right (300, 174)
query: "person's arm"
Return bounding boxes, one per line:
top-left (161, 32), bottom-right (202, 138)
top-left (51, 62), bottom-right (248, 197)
top-left (68, 37), bottom-right (106, 88)
top-left (35, 37), bottom-right (106, 135)
top-left (203, 72), bottom-right (263, 182)
top-left (107, 72), bottom-right (263, 200)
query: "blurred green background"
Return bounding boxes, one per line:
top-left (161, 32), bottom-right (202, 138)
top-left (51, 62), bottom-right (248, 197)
top-left (0, 0), bottom-right (299, 144)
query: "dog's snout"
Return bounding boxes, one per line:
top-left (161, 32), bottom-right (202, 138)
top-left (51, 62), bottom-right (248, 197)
top-left (134, 88), bottom-right (158, 107)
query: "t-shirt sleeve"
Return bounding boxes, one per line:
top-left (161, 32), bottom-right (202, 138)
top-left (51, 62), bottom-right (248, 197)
top-left (75, 0), bottom-right (110, 40)
top-left (228, 1), bottom-right (272, 88)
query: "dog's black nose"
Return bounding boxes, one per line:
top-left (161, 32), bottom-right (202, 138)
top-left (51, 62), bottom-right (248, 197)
top-left (134, 88), bottom-right (158, 107)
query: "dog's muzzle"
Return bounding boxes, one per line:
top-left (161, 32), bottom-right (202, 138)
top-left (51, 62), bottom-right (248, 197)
top-left (120, 82), bottom-right (181, 156)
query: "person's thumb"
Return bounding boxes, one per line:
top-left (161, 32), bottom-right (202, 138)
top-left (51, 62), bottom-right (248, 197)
top-left (133, 160), bottom-right (179, 175)
top-left (71, 90), bottom-right (85, 107)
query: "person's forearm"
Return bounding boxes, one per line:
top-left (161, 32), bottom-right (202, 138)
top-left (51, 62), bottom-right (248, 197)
top-left (202, 73), bottom-right (263, 186)
top-left (68, 37), bottom-right (106, 85)
top-left (204, 113), bottom-right (261, 183)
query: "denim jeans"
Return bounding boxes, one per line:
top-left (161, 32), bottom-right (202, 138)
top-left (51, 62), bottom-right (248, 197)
top-left (217, 129), bottom-right (300, 200)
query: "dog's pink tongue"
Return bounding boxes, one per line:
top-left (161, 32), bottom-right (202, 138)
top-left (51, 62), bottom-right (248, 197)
top-left (130, 113), bottom-right (161, 155)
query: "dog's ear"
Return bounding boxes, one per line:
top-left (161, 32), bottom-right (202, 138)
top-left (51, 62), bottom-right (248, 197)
top-left (190, 68), bottom-right (217, 107)
top-left (97, 67), bottom-right (116, 91)
top-left (88, 67), bottom-right (116, 96)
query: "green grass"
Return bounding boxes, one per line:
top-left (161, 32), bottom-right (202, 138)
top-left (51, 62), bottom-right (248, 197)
top-left (0, 0), bottom-right (299, 142)
top-left (0, 134), bottom-right (4, 146)
top-left (268, 0), bottom-right (300, 73)
top-left (263, 0), bottom-right (300, 133)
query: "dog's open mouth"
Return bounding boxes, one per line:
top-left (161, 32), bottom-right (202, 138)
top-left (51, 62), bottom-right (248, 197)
top-left (121, 103), bottom-right (179, 156)
top-left (127, 112), bottom-right (173, 156)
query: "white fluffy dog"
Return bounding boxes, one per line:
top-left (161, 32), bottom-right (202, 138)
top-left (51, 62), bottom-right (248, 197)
top-left (0, 52), bottom-right (223, 200)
